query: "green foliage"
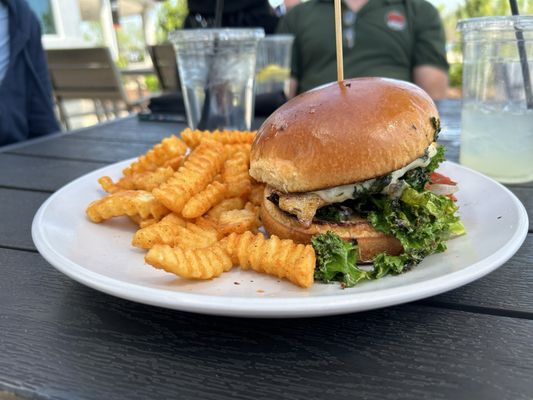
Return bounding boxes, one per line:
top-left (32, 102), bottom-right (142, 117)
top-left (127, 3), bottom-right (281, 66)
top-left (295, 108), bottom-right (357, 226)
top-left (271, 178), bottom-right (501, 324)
top-left (441, 0), bottom-right (533, 90)
top-left (156, 0), bottom-right (189, 42)
top-left (448, 60), bottom-right (462, 88)
top-left (81, 21), bottom-right (104, 46)
top-left (145, 74), bottom-right (160, 92)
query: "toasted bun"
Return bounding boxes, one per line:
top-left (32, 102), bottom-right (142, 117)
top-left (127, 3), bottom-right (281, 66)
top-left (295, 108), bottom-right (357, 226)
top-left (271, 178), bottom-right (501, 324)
top-left (260, 188), bottom-right (403, 262)
top-left (250, 77), bottom-right (439, 192)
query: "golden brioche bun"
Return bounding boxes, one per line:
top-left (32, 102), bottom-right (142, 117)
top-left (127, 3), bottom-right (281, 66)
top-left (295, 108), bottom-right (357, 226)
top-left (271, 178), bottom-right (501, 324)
top-left (249, 77), bottom-right (439, 193)
top-left (260, 187), bottom-right (403, 262)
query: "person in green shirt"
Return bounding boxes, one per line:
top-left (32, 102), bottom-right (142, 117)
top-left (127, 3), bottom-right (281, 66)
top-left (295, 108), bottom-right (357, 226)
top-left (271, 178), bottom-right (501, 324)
top-left (277, 0), bottom-right (449, 99)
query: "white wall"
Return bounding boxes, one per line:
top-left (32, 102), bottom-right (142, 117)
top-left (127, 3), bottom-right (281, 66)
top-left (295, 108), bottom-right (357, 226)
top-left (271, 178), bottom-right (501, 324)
top-left (42, 0), bottom-right (87, 49)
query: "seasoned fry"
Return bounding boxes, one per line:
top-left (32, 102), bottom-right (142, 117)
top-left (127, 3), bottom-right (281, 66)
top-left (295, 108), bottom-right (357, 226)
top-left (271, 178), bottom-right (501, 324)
top-left (145, 244), bottom-right (233, 279)
top-left (153, 141), bottom-right (226, 213)
top-left (249, 183), bottom-right (266, 206)
top-left (176, 222), bottom-right (219, 249)
top-left (224, 143), bottom-right (252, 158)
top-left (221, 232), bottom-right (315, 288)
top-left (98, 166), bottom-right (175, 193)
top-left (123, 135), bottom-right (188, 176)
top-left (194, 216), bottom-right (220, 231)
top-left (182, 181), bottom-right (227, 219)
top-left (181, 128), bottom-right (256, 148)
top-left (86, 190), bottom-right (170, 223)
top-left (132, 213), bottom-right (185, 248)
top-left (217, 208), bottom-right (259, 235)
top-left (223, 151), bottom-right (251, 197)
top-left (162, 155), bottom-right (185, 170)
top-left (206, 197), bottom-right (245, 221)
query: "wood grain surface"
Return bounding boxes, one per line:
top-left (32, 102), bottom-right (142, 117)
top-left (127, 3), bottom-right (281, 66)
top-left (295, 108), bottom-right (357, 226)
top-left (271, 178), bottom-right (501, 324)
top-left (0, 101), bottom-right (531, 400)
top-left (0, 248), bottom-right (532, 400)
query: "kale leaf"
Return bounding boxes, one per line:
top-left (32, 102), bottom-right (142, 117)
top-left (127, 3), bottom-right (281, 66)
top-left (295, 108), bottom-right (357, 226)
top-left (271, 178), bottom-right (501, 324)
top-left (426, 144), bottom-right (446, 174)
top-left (368, 187), bottom-right (465, 265)
top-left (311, 232), bottom-right (372, 287)
top-left (402, 167), bottom-right (428, 192)
top-left (315, 205), bottom-right (346, 222)
top-left (401, 145), bottom-right (446, 191)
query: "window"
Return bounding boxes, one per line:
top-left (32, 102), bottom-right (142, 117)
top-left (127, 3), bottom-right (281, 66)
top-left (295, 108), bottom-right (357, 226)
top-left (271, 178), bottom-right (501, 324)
top-left (27, 0), bottom-right (57, 35)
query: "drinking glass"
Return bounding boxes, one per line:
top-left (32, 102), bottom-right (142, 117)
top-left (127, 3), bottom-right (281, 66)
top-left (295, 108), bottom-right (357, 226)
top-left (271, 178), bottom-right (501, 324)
top-left (458, 16), bottom-right (533, 183)
top-left (170, 28), bottom-right (265, 130)
top-left (255, 34), bottom-right (294, 96)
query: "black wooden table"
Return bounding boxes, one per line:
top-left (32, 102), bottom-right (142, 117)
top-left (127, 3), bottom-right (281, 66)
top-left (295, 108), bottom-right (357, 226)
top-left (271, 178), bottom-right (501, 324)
top-left (1, 101), bottom-right (532, 400)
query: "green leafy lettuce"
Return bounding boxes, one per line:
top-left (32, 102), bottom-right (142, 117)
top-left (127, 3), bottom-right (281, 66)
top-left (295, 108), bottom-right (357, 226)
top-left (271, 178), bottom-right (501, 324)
top-left (311, 187), bottom-right (465, 287)
top-left (426, 144), bottom-right (446, 174)
top-left (312, 232), bottom-right (372, 287)
top-left (402, 145), bottom-right (446, 191)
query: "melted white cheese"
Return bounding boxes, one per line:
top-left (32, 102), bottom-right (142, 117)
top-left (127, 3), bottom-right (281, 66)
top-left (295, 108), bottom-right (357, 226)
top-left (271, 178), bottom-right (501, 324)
top-left (311, 143), bottom-right (438, 203)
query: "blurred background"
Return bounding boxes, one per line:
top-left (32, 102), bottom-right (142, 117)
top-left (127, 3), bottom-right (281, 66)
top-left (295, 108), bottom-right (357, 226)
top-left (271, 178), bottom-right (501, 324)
top-left (29, 0), bottom-right (533, 129)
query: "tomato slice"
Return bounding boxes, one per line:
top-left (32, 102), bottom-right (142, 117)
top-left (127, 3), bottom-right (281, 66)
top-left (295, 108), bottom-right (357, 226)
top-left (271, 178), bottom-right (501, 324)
top-left (429, 172), bottom-right (456, 185)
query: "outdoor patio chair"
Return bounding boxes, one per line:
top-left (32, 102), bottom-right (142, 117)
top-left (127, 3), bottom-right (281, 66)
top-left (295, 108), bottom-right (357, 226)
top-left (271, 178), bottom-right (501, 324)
top-left (46, 47), bottom-right (148, 130)
top-left (147, 44), bottom-right (180, 93)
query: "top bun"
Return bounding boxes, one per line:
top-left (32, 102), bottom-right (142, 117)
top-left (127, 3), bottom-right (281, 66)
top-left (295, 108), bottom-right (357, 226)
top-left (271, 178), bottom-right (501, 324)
top-left (249, 77), bottom-right (439, 193)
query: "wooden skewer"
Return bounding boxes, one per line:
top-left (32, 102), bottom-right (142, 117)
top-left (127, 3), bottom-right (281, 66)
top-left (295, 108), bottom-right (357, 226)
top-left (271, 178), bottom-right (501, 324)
top-left (334, 0), bottom-right (344, 82)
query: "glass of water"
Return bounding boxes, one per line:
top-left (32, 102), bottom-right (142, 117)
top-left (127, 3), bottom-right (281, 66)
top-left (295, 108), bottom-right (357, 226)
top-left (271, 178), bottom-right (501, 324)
top-left (170, 28), bottom-right (265, 130)
top-left (458, 16), bottom-right (533, 183)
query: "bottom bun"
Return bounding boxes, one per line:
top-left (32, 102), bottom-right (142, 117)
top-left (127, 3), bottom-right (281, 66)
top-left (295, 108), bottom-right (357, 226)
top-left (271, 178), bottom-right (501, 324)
top-left (261, 195), bottom-right (403, 262)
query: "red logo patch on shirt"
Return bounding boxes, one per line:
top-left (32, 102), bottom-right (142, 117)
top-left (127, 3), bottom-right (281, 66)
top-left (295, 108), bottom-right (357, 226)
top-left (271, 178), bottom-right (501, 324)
top-left (386, 10), bottom-right (406, 31)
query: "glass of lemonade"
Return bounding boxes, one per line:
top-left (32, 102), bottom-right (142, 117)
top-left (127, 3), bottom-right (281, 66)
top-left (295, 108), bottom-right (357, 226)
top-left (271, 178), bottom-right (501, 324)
top-left (170, 28), bottom-right (264, 130)
top-left (255, 34), bottom-right (294, 96)
top-left (458, 17), bottom-right (533, 183)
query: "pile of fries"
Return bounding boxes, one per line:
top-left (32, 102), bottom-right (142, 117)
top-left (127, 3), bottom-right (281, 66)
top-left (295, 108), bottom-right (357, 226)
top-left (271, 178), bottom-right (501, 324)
top-left (85, 128), bottom-right (315, 288)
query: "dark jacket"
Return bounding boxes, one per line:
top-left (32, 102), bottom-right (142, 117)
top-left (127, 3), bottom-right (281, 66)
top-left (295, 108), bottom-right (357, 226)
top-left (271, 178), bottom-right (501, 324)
top-left (0, 0), bottom-right (59, 147)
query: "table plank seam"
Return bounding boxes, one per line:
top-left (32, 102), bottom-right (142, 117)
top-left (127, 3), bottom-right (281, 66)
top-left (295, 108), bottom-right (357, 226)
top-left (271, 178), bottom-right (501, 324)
top-left (61, 134), bottom-right (170, 146)
top-left (419, 300), bottom-right (533, 320)
top-left (3, 152), bottom-right (106, 165)
top-left (0, 245), bottom-right (38, 254)
top-left (0, 185), bottom-right (54, 194)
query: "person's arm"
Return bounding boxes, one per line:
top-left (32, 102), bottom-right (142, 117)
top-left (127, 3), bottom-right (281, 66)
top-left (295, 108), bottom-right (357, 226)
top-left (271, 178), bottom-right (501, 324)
top-left (411, 1), bottom-right (449, 100)
top-left (26, 12), bottom-right (60, 136)
top-left (413, 65), bottom-right (448, 100)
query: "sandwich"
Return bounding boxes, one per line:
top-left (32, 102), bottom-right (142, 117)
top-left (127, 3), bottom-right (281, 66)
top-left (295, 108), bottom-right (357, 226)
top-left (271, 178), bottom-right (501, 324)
top-left (249, 77), bottom-right (465, 287)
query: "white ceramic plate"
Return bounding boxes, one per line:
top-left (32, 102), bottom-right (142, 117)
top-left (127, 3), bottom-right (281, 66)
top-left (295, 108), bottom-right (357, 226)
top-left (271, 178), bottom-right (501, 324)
top-left (32, 161), bottom-right (529, 318)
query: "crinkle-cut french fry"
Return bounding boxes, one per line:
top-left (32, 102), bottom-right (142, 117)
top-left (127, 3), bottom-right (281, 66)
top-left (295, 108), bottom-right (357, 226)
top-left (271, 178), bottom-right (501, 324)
top-left (181, 128), bottom-right (256, 148)
top-left (162, 155), bottom-right (185, 170)
top-left (139, 218), bottom-right (158, 228)
top-left (132, 213), bottom-right (186, 248)
top-left (181, 181), bottom-right (227, 219)
top-left (98, 176), bottom-right (118, 193)
top-left (217, 208), bottom-right (258, 236)
top-left (221, 232), bottom-right (315, 288)
top-left (249, 183), bottom-right (265, 206)
top-left (176, 222), bottom-right (220, 249)
top-left (224, 143), bottom-right (251, 158)
top-left (86, 190), bottom-right (170, 223)
top-left (132, 217), bottom-right (218, 249)
top-left (223, 151), bottom-right (251, 197)
top-left (153, 141), bottom-right (226, 213)
top-left (123, 135), bottom-right (188, 176)
top-left (244, 202), bottom-right (261, 230)
top-left (145, 244), bottom-right (233, 280)
top-left (194, 216), bottom-right (220, 232)
top-left (99, 166), bottom-right (175, 194)
top-left (206, 197), bottom-right (245, 222)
